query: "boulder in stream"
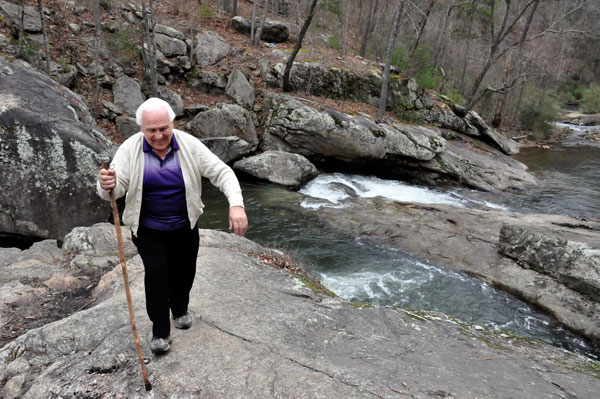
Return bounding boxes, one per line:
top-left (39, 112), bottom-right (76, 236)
top-left (234, 151), bottom-right (318, 187)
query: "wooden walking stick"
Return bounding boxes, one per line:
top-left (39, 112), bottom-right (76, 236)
top-left (102, 163), bottom-right (152, 391)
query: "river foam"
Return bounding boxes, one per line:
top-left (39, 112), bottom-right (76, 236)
top-left (299, 173), bottom-right (465, 208)
top-left (299, 173), bottom-right (509, 210)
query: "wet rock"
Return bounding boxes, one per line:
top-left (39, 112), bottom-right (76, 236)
top-left (234, 151), bottom-right (318, 187)
top-left (0, 58), bottom-right (112, 240)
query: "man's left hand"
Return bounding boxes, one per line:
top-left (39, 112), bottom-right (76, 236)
top-left (229, 206), bottom-right (248, 237)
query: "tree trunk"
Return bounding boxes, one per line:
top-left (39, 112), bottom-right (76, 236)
top-left (359, 0), bottom-right (378, 58)
top-left (17, 0), bottom-right (25, 56)
top-left (491, 0), bottom-right (539, 127)
top-left (459, 0), bottom-right (476, 95)
top-left (411, 0), bottom-right (436, 55)
top-left (232, 0), bottom-right (238, 17)
top-left (37, 0), bottom-right (50, 75)
top-left (372, 0), bottom-right (388, 61)
top-left (250, 0), bottom-right (258, 44)
top-left (254, 0), bottom-right (271, 47)
top-left (283, 0), bottom-right (319, 92)
top-left (433, 2), bottom-right (453, 70)
top-left (378, 0), bottom-right (405, 120)
top-left (491, 52), bottom-right (512, 128)
top-left (142, 0), bottom-right (158, 97)
top-left (91, 0), bottom-right (102, 117)
top-left (465, 0), bottom-right (539, 110)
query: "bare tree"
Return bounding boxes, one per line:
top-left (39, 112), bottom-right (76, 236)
top-left (254, 0), bottom-right (271, 47)
top-left (459, 0), bottom-right (477, 94)
top-left (250, 0), bottom-right (258, 44)
top-left (491, 0), bottom-right (540, 127)
top-left (464, 0), bottom-right (540, 110)
top-left (283, 0), bottom-right (319, 91)
top-left (378, 0), bottom-right (405, 120)
top-left (359, 0), bottom-right (378, 58)
top-left (141, 0), bottom-right (158, 97)
top-left (37, 0), bottom-right (50, 75)
top-left (433, 1), bottom-right (468, 71)
top-left (232, 0), bottom-right (238, 17)
top-left (411, 0), bottom-right (436, 55)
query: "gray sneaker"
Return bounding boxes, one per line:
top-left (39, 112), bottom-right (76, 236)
top-left (173, 311), bottom-right (192, 329)
top-left (150, 336), bottom-right (171, 354)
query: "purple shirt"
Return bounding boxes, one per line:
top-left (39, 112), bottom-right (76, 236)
top-left (139, 135), bottom-right (188, 230)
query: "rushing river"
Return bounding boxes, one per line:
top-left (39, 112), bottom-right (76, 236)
top-left (200, 125), bottom-right (600, 360)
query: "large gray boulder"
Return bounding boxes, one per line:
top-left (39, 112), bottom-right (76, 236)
top-left (262, 59), bottom-right (518, 155)
top-left (225, 69), bottom-right (255, 108)
top-left (201, 136), bottom-right (255, 163)
top-left (261, 93), bottom-right (445, 162)
top-left (1, 226), bottom-right (599, 398)
top-left (188, 70), bottom-right (227, 94)
top-left (154, 33), bottom-right (187, 57)
top-left (231, 16), bottom-right (290, 43)
top-left (499, 224), bottom-right (600, 302)
top-left (0, 1), bottom-right (41, 33)
top-left (186, 103), bottom-right (258, 146)
top-left (154, 24), bottom-right (186, 42)
top-left (0, 58), bottom-right (112, 240)
top-left (115, 116), bottom-right (139, 138)
top-left (234, 151), bottom-right (318, 187)
top-left (192, 31), bottom-right (230, 67)
top-left (157, 86), bottom-right (184, 117)
top-left (261, 93), bottom-right (535, 192)
top-left (112, 76), bottom-right (145, 116)
top-left (420, 139), bottom-right (537, 192)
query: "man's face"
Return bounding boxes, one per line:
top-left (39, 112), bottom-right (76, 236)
top-left (141, 108), bottom-right (174, 157)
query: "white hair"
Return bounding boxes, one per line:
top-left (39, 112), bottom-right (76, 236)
top-left (135, 97), bottom-right (176, 125)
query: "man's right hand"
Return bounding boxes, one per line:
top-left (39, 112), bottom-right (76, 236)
top-left (99, 168), bottom-right (116, 190)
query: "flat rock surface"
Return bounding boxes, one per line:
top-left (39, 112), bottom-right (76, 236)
top-left (1, 228), bottom-right (598, 398)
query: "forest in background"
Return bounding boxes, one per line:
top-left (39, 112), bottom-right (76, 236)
top-left (259, 0), bottom-right (600, 134)
top-left (7, 0), bottom-right (600, 138)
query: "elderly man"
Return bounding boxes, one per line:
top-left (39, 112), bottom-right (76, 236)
top-left (97, 97), bottom-right (248, 354)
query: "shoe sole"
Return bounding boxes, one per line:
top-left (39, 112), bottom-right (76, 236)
top-left (150, 339), bottom-right (171, 354)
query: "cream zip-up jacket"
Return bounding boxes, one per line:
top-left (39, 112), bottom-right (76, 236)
top-left (97, 129), bottom-right (244, 235)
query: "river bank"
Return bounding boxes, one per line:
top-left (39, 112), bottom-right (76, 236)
top-left (2, 225), bottom-right (599, 398)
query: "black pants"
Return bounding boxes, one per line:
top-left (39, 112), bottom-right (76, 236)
top-left (132, 224), bottom-right (199, 338)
